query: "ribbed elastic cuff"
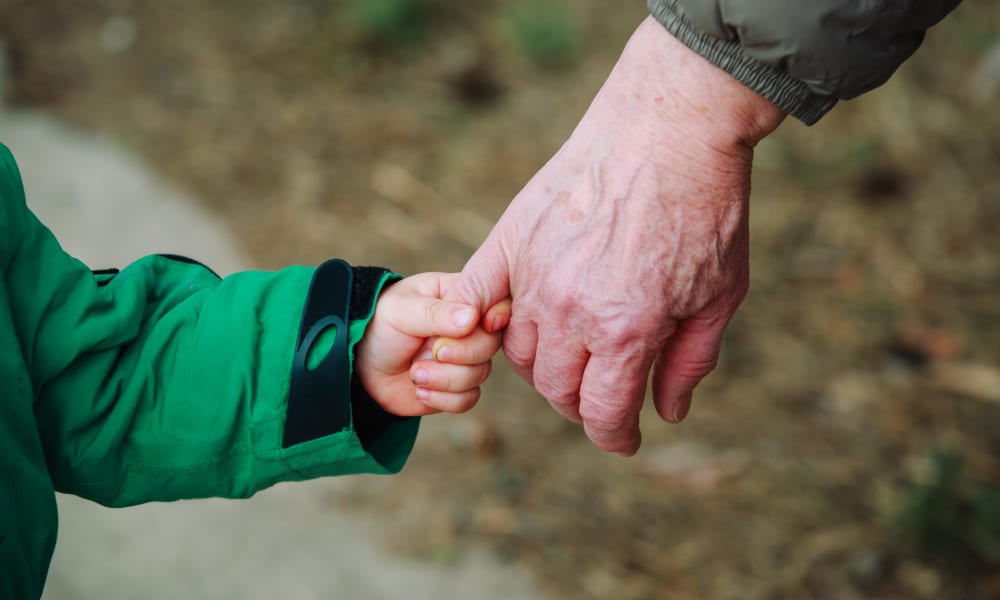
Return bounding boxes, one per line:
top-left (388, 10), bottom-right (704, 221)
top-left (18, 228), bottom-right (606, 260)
top-left (344, 267), bottom-right (411, 459)
top-left (647, 0), bottom-right (836, 125)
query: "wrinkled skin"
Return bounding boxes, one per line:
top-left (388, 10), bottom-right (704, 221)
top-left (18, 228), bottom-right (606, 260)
top-left (448, 18), bottom-right (786, 455)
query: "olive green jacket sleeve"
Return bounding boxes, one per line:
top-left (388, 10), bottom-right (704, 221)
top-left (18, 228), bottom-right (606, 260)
top-left (647, 0), bottom-right (962, 124)
top-left (2, 144), bottom-right (418, 508)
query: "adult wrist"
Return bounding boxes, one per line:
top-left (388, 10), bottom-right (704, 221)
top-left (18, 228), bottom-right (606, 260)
top-left (603, 17), bottom-right (787, 156)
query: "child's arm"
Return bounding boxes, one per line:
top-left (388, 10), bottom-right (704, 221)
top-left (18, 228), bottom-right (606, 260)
top-left (1, 146), bottom-right (491, 507)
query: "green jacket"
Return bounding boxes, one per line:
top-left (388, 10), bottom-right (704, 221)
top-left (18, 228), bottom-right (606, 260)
top-left (0, 144), bottom-right (419, 599)
top-left (648, 0), bottom-right (962, 124)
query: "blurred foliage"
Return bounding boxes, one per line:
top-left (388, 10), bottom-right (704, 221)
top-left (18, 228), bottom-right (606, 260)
top-left (506, 1), bottom-right (582, 68)
top-left (895, 450), bottom-right (1000, 567)
top-left (344, 0), bottom-right (438, 49)
top-left (3, 1), bottom-right (999, 598)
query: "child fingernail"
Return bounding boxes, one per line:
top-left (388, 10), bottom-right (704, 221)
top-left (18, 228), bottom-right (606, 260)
top-left (416, 388), bottom-right (430, 402)
top-left (434, 345), bottom-right (453, 362)
top-left (413, 369), bottom-right (429, 386)
top-left (452, 307), bottom-right (475, 329)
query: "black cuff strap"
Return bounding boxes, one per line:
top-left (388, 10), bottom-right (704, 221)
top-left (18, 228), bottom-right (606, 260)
top-left (346, 266), bottom-right (408, 453)
top-left (282, 259), bottom-right (354, 448)
top-left (282, 260), bottom-right (402, 450)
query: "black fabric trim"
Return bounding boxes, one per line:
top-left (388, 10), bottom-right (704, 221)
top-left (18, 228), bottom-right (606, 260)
top-left (92, 268), bottom-right (120, 287)
top-left (349, 266), bottom-right (393, 321)
top-left (156, 254), bottom-right (222, 279)
top-left (347, 268), bottom-right (405, 454)
top-left (351, 371), bottom-right (410, 454)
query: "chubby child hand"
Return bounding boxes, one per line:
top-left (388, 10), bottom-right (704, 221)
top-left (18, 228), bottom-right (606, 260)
top-left (355, 272), bottom-right (511, 417)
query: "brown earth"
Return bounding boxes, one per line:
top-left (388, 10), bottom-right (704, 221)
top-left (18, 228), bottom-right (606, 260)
top-left (3, 1), bottom-right (1000, 598)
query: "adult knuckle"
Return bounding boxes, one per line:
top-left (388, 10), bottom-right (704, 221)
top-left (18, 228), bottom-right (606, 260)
top-left (579, 400), bottom-right (633, 433)
top-left (678, 357), bottom-right (718, 379)
top-left (585, 308), bottom-right (633, 345)
top-left (545, 285), bottom-right (579, 315)
top-left (504, 343), bottom-right (535, 369)
top-left (536, 380), bottom-right (577, 410)
top-left (603, 331), bottom-right (638, 357)
top-left (533, 358), bottom-right (582, 401)
top-left (592, 303), bottom-right (659, 343)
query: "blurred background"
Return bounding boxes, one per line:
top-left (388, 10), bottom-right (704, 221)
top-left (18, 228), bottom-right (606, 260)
top-left (2, 1), bottom-right (999, 598)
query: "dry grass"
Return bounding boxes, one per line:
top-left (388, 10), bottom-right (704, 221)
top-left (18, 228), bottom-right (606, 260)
top-left (3, 1), bottom-right (999, 598)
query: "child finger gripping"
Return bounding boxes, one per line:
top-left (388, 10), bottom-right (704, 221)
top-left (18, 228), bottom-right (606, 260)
top-left (0, 142), bottom-right (511, 599)
top-left (357, 271), bottom-right (512, 417)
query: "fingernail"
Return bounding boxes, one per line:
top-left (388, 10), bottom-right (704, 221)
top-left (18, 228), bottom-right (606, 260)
top-left (416, 388), bottom-right (431, 403)
top-left (490, 312), bottom-right (506, 332)
top-left (672, 391), bottom-right (693, 423)
top-left (452, 307), bottom-right (475, 329)
top-left (412, 369), bottom-right (429, 386)
top-left (416, 349), bottom-right (434, 361)
top-left (434, 344), bottom-right (453, 362)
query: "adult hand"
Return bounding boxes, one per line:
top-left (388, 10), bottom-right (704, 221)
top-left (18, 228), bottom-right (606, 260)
top-left (447, 18), bottom-right (786, 454)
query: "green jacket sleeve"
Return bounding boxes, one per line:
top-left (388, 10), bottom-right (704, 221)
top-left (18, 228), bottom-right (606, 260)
top-left (647, 0), bottom-right (962, 124)
top-left (4, 146), bottom-right (418, 508)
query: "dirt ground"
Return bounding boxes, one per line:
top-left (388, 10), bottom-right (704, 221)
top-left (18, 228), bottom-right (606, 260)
top-left (3, 1), bottom-right (999, 598)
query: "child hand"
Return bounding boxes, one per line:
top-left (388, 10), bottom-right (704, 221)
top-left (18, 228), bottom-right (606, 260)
top-left (355, 272), bottom-right (511, 417)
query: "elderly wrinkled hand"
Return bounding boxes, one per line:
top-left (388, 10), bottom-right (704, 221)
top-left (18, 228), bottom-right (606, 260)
top-left (447, 17), bottom-right (785, 454)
